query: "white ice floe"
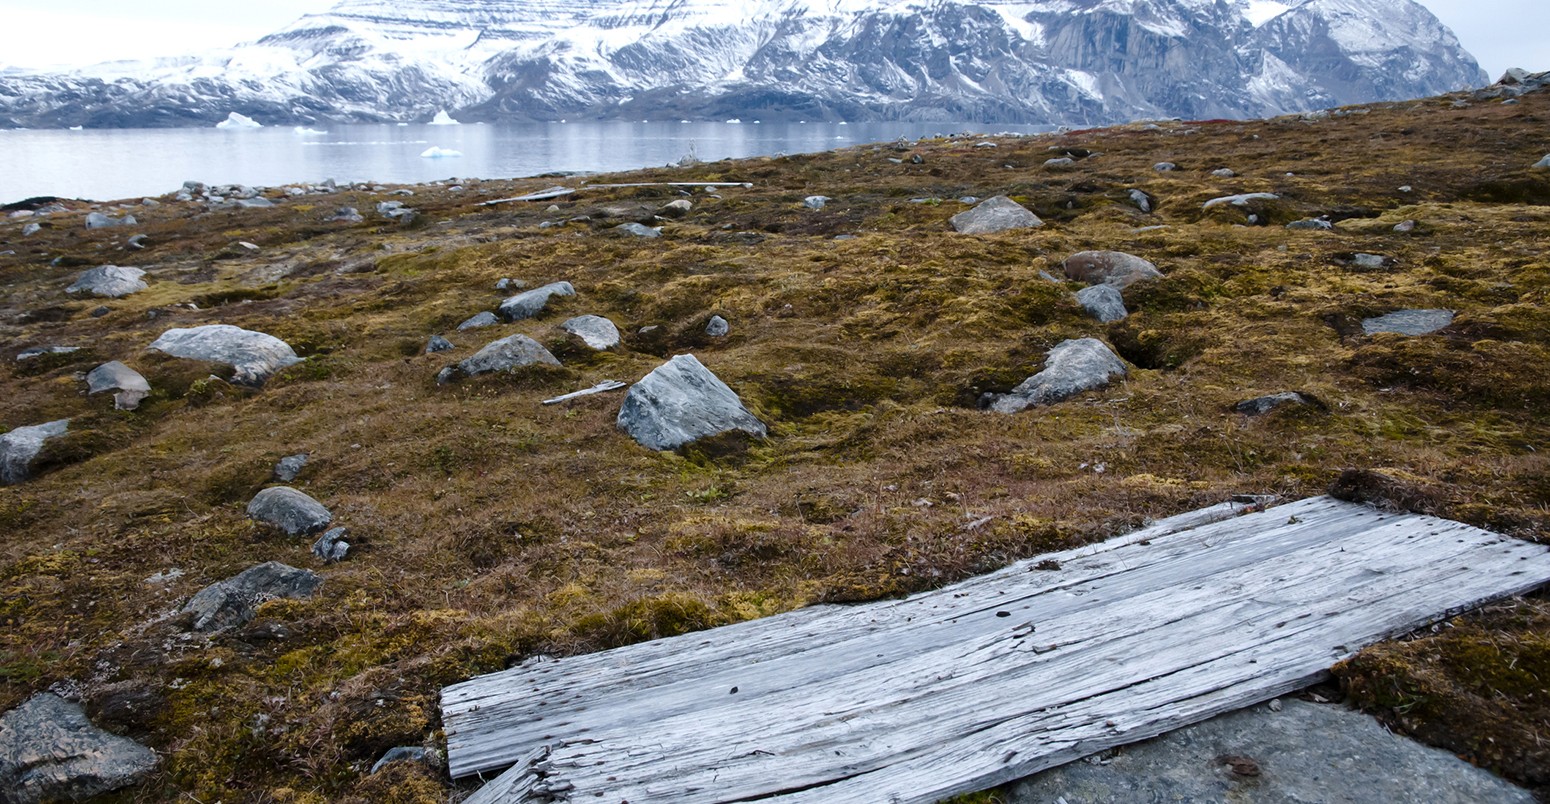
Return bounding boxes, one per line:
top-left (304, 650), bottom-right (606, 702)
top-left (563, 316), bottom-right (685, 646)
top-left (420, 146), bottom-right (463, 158)
top-left (216, 112), bottom-right (262, 129)
top-left (429, 110), bottom-right (461, 125)
top-left (293, 126), bottom-right (327, 135)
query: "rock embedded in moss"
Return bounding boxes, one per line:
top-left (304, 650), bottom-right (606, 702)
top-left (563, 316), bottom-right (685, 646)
top-left (616, 222), bottom-right (662, 238)
top-left (182, 561), bottom-right (322, 632)
top-left (247, 486), bottom-right (333, 536)
top-left (950, 195), bottom-right (1042, 234)
top-left (1361, 309), bottom-right (1454, 336)
top-left (84, 361), bottom-right (150, 410)
top-left (425, 335), bottom-right (455, 353)
top-left (1235, 391), bottom-right (1322, 416)
top-left (0, 419), bottom-right (70, 485)
top-left (986, 338), bottom-right (1127, 414)
top-left (1128, 189), bottom-right (1154, 213)
top-left (561, 315), bottom-right (621, 350)
top-left (437, 333), bottom-right (561, 384)
top-left (1533, 154), bottom-right (1550, 169)
top-left (1075, 284), bottom-right (1128, 322)
top-left (1061, 251), bottom-right (1163, 290)
top-left (66, 265), bottom-right (147, 298)
top-left (312, 526), bottom-right (350, 563)
top-left (147, 324), bottom-right (303, 385)
top-left (457, 311), bottom-right (499, 331)
top-left (498, 281), bottom-right (575, 322)
top-left (0, 693), bottom-right (160, 803)
top-left (705, 315), bottom-right (730, 337)
top-left (370, 746), bottom-right (441, 774)
top-left (618, 354), bottom-right (768, 451)
top-left (273, 453), bottom-right (308, 482)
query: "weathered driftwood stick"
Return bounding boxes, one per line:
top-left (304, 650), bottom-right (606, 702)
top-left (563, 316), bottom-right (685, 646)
top-left (581, 181), bottom-right (753, 189)
top-left (541, 380), bottom-right (627, 406)
top-left (480, 186), bottom-right (576, 205)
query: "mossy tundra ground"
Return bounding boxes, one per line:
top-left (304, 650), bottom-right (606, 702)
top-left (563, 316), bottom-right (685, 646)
top-left (2, 82), bottom-right (1549, 802)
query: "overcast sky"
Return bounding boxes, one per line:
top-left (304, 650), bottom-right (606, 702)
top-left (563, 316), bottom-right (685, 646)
top-left (0, 0), bottom-right (1544, 79)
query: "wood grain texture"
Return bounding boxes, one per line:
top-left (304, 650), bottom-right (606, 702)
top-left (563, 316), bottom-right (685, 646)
top-left (442, 497), bottom-right (1550, 802)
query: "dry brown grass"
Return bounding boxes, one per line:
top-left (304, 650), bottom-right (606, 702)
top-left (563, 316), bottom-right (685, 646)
top-left (1, 86), bottom-right (1549, 800)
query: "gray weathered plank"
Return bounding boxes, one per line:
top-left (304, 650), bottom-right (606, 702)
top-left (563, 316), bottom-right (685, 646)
top-left (441, 497), bottom-right (1550, 802)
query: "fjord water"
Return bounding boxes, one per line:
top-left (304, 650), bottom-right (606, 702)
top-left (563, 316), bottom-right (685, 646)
top-left (0, 120), bottom-right (1048, 203)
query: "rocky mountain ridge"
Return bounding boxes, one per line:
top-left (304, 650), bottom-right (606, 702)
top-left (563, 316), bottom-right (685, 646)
top-left (0, 0), bottom-right (1485, 128)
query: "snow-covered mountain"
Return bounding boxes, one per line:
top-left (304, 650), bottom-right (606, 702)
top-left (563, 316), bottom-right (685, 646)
top-left (0, 0), bottom-right (1486, 128)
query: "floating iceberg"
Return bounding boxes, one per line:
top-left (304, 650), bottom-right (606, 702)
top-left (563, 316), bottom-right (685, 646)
top-left (216, 112), bottom-right (263, 129)
top-left (429, 110), bottom-right (460, 126)
top-left (420, 146), bottom-right (463, 159)
top-left (293, 126), bottom-right (327, 136)
top-left (725, 118), bottom-right (742, 124)
top-left (68, 125), bottom-right (83, 131)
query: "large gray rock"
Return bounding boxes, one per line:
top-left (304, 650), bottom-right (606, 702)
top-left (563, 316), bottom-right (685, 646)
top-left (1004, 699), bottom-right (1533, 804)
top-left (1127, 189), bottom-right (1153, 213)
top-left (498, 281), bottom-right (575, 321)
top-left (66, 265), bottom-right (147, 298)
top-left (182, 561), bottom-right (322, 632)
top-left (561, 315), bottom-right (621, 350)
top-left (456, 311), bottom-right (499, 331)
top-left (988, 338), bottom-right (1127, 414)
top-left (1362, 309), bottom-right (1454, 336)
top-left (85, 361), bottom-right (151, 410)
top-left (950, 195), bottom-right (1043, 234)
top-left (0, 693), bottom-right (159, 803)
top-left (84, 212), bottom-right (135, 229)
top-left (618, 354), bottom-right (768, 451)
top-left (437, 334), bottom-right (560, 384)
top-left (1533, 154), bottom-right (1550, 169)
top-left (1075, 284), bottom-right (1128, 322)
top-left (0, 420), bottom-right (69, 486)
top-left (1061, 251), bottom-right (1163, 289)
top-left (247, 486), bottom-right (333, 535)
top-left (148, 324), bottom-right (302, 385)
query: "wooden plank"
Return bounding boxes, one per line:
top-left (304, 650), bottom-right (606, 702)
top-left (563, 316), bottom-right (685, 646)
top-left (540, 380), bottom-right (626, 406)
top-left (440, 497), bottom-right (1550, 802)
top-left (581, 181), bottom-right (754, 189)
top-left (479, 186), bottom-right (576, 205)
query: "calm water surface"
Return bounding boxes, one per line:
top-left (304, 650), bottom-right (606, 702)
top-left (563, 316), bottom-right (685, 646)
top-left (0, 121), bottom-right (1049, 203)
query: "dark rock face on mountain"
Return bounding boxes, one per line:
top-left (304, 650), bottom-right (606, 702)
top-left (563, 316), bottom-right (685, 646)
top-left (0, 0), bottom-right (1485, 129)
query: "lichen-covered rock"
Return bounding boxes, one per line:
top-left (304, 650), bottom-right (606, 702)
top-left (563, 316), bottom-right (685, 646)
top-left (274, 453), bottom-right (308, 482)
top-left (1061, 251), bottom-right (1163, 289)
top-left (803, 196), bottom-right (831, 210)
top-left (182, 561), bottom-right (322, 632)
top-left (1236, 391), bottom-right (1321, 415)
top-left (1075, 284), bottom-right (1128, 322)
top-left (85, 361), bottom-right (151, 411)
top-left (1, 419), bottom-right (69, 486)
top-left (148, 324), bottom-right (302, 385)
top-left (0, 693), bottom-right (159, 803)
top-left (950, 195), bottom-right (1042, 234)
top-left (618, 354), bottom-right (768, 451)
top-left (16, 346), bottom-right (79, 361)
top-left (370, 746), bottom-right (441, 775)
top-left (1128, 189), bottom-right (1153, 213)
top-left (987, 338), bottom-right (1128, 414)
top-left (705, 315), bottom-right (730, 337)
top-left (561, 315), bottom-right (621, 350)
top-left (1533, 154), bottom-right (1550, 169)
top-left (498, 281), bottom-right (575, 321)
top-left (457, 311), bottom-right (499, 331)
top-left (312, 527), bottom-right (350, 563)
top-left (1362, 309), bottom-right (1454, 336)
top-left (84, 212), bottom-right (135, 229)
top-left (1287, 218), bottom-right (1333, 230)
top-left (425, 335), bottom-right (455, 353)
top-left (66, 266), bottom-right (147, 298)
top-left (438, 334), bottom-right (560, 384)
top-left (247, 486), bottom-right (333, 536)
top-left (616, 222), bottom-right (661, 238)
top-left (658, 199), bottom-right (693, 217)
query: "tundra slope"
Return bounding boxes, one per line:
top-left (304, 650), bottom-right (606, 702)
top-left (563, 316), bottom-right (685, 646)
top-left (0, 0), bottom-right (1485, 128)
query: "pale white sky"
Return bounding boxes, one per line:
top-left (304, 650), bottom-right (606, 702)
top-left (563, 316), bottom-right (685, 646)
top-left (0, 0), bottom-right (1544, 79)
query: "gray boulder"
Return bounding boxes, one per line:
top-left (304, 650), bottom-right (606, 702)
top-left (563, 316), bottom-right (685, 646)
top-left (148, 324), bottom-right (303, 385)
top-left (456, 311), bottom-right (499, 331)
top-left (658, 199), bottom-right (693, 217)
top-left (1236, 392), bottom-right (1321, 415)
top-left (85, 361), bottom-right (151, 411)
top-left (1128, 189), bottom-right (1153, 213)
top-left (1, 420), bottom-right (69, 486)
top-left (498, 281), bottom-right (575, 322)
top-left (1362, 309), bottom-right (1454, 336)
top-left (237, 197), bottom-right (274, 209)
top-left (274, 453), bottom-right (308, 482)
top-left (560, 315), bottom-right (621, 350)
top-left (437, 334), bottom-right (560, 384)
top-left (987, 338), bottom-right (1127, 414)
top-left (803, 196), bottom-right (831, 210)
top-left (182, 561), bottom-right (322, 632)
top-left (705, 315), bottom-right (730, 337)
top-left (1286, 218), bottom-right (1333, 230)
top-left (1075, 284), bottom-right (1128, 322)
top-left (618, 354), bottom-right (768, 451)
top-left (1153, 162), bottom-right (1177, 171)
top-left (21, 222), bottom-right (40, 236)
top-left (1211, 167), bottom-right (1236, 177)
top-left (0, 693), bottom-right (159, 803)
top-left (1534, 154), bottom-right (1550, 169)
top-left (66, 266), bottom-right (147, 298)
top-left (84, 212), bottom-right (135, 229)
top-left (1044, 157), bottom-right (1075, 168)
top-left (247, 487), bottom-right (332, 536)
top-left (326, 207), bottom-right (363, 223)
top-left (616, 223), bottom-right (661, 238)
top-left (1350, 253), bottom-right (1392, 270)
top-left (1203, 192), bottom-right (1279, 209)
top-left (1394, 220), bottom-right (1418, 232)
top-left (312, 527), bottom-right (350, 563)
top-left (1062, 251), bottom-right (1163, 289)
top-left (425, 335), bottom-right (455, 353)
top-left (950, 196), bottom-right (1042, 234)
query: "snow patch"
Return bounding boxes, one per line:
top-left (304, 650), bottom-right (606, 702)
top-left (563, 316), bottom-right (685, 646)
top-left (1244, 0), bottom-right (1296, 26)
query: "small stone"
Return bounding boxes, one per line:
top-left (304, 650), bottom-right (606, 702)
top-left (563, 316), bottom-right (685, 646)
top-left (1044, 157), bottom-right (1075, 168)
top-left (16, 346), bottom-right (80, 361)
top-left (0, 420), bottom-right (70, 486)
top-left (1211, 168), bottom-right (1236, 178)
top-left (1394, 220), bottom-right (1418, 232)
top-left (658, 199), bottom-right (693, 217)
top-left (22, 222), bottom-right (41, 236)
top-left (457, 311), bottom-right (499, 331)
top-left (1351, 253), bottom-right (1391, 270)
top-left (1534, 155), bottom-right (1550, 170)
top-left (1236, 392), bottom-right (1320, 415)
top-left (425, 335), bottom-right (455, 353)
top-left (1362, 309), bottom-right (1454, 336)
top-left (237, 241), bottom-right (260, 251)
top-left (90, 307), bottom-right (110, 318)
top-left (274, 453), bottom-right (309, 482)
top-left (617, 354), bottom-right (767, 451)
top-left (439, 334), bottom-right (560, 383)
top-left (498, 281), bottom-right (575, 322)
top-left (247, 487), bottom-right (333, 536)
top-left (1075, 284), bottom-right (1128, 323)
top-left (1268, 698), bottom-right (1284, 712)
top-left (84, 212), bottom-right (134, 229)
top-left (66, 265), bottom-right (148, 298)
top-left (237, 197), bottom-right (274, 209)
top-left (804, 196), bottom-right (831, 210)
top-left (986, 338), bottom-right (1127, 414)
top-left (126, 234), bottom-right (148, 249)
top-left (1128, 189), bottom-right (1153, 214)
top-left (1286, 219), bottom-right (1332, 230)
top-left (0, 693), bottom-right (159, 803)
top-left (705, 315), bottom-right (730, 337)
top-left (1153, 162), bottom-right (1177, 172)
top-left (311, 527), bottom-right (350, 563)
top-left (371, 746), bottom-right (440, 775)
top-left (326, 207), bottom-right (363, 223)
top-left (560, 315), bottom-right (622, 350)
top-left (182, 561), bottom-right (322, 632)
top-left (495, 277), bottom-right (514, 291)
top-left (1398, 185), bottom-right (1414, 193)
top-left (950, 196), bottom-right (1043, 234)
top-left (84, 361), bottom-right (151, 410)
top-left (1062, 251), bottom-right (1163, 289)
top-left (616, 222), bottom-right (661, 238)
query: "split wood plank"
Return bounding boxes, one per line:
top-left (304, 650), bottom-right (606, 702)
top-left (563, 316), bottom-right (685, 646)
top-left (581, 182), bottom-right (754, 189)
top-left (442, 497), bottom-right (1550, 802)
top-left (541, 380), bottom-right (627, 406)
top-left (480, 186), bottom-right (576, 205)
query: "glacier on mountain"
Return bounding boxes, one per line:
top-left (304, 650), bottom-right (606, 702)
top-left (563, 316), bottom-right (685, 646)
top-left (0, 0), bottom-right (1487, 128)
